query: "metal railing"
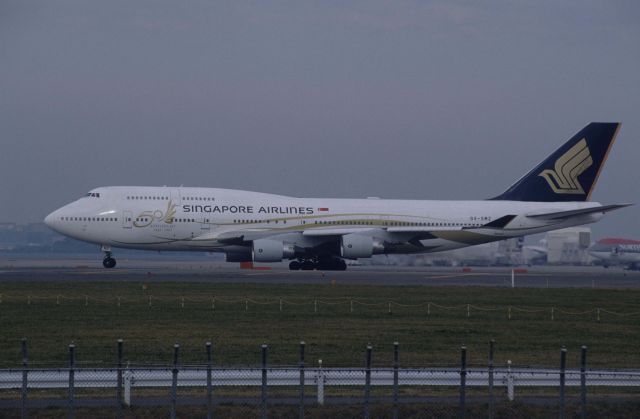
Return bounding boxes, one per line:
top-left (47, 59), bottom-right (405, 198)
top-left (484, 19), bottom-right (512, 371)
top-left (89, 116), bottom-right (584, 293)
top-left (1, 367), bottom-right (639, 395)
top-left (1, 340), bottom-right (639, 418)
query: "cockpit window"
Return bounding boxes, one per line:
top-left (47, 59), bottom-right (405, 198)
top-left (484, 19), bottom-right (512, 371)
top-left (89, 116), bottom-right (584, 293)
top-left (84, 192), bottom-right (101, 198)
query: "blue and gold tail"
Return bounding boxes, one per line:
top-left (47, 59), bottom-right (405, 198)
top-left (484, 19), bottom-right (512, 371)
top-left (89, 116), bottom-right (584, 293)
top-left (492, 122), bottom-right (621, 202)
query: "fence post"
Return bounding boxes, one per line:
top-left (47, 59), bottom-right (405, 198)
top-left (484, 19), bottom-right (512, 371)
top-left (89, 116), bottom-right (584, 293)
top-left (261, 344), bottom-right (268, 419)
top-left (123, 370), bottom-right (132, 406)
top-left (68, 344), bottom-right (75, 419)
top-left (317, 359), bottom-right (324, 405)
top-left (364, 345), bottom-right (372, 419)
top-left (299, 341), bottom-right (305, 419)
top-left (206, 342), bottom-right (213, 419)
top-left (559, 347), bottom-right (567, 419)
top-left (580, 346), bottom-right (587, 419)
top-left (459, 346), bottom-right (467, 419)
top-left (171, 344), bottom-right (179, 419)
top-left (21, 338), bottom-right (28, 419)
top-left (393, 342), bottom-right (399, 419)
top-left (507, 360), bottom-right (514, 401)
top-left (488, 340), bottom-right (495, 419)
top-left (116, 339), bottom-right (123, 418)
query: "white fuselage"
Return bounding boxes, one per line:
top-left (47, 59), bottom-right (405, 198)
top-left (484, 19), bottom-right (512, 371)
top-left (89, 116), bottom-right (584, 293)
top-left (45, 186), bottom-right (605, 257)
top-left (589, 245), bottom-right (640, 266)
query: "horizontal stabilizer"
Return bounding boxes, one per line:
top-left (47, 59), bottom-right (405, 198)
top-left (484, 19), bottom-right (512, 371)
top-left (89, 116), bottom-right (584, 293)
top-left (525, 203), bottom-right (632, 220)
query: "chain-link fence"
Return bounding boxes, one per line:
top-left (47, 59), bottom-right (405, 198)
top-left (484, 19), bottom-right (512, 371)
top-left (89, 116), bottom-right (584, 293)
top-left (1, 340), bottom-right (639, 418)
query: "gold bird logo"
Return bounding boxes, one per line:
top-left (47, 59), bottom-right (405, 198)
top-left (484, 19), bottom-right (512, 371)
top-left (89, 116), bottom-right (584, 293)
top-left (538, 139), bottom-right (592, 194)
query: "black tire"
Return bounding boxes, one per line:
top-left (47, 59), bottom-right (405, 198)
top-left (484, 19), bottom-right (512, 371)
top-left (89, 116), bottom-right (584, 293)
top-left (289, 261), bottom-right (301, 270)
top-left (103, 258), bottom-right (116, 269)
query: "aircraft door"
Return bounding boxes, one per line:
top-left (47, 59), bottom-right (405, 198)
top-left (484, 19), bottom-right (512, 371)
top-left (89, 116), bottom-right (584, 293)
top-left (170, 189), bottom-right (181, 205)
top-left (201, 216), bottom-right (211, 231)
top-left (123, 211), bottom-right (133, 229)
top-left (167, 189), bottom-right (181, 239)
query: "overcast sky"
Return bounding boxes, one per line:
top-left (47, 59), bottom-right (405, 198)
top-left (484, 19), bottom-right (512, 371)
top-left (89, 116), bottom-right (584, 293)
top-left (1, 0), bottom-right (639, 238)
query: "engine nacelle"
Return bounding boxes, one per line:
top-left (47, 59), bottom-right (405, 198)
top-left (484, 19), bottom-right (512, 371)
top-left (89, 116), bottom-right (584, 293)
top-left (252, 239), bottom-right (296, 262)
top-left (340, 234), bottom-right (384, 259)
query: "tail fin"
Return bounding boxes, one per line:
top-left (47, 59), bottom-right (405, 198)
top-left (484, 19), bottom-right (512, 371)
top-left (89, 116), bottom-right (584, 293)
top-left (492, 122), bottom-right (621, 202)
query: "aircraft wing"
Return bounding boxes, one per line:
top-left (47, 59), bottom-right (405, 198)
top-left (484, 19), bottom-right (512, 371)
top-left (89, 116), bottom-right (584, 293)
top-left (525, 203), bottom-right (632, 220)
top-left (195, 228), bottom-right (383, 243)
top-left (194, 225), bottom-right (465, 244)
top-left (301, 226), bottom-right (463, 236)
top-left (385, 226), bottom-right (463, 233)
top-left (302, 228), bottom-right (376, 236)
top-left (192, 229), bottom-right (273, 244)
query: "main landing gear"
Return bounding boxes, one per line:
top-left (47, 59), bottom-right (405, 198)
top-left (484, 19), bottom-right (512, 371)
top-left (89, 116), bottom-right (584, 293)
top-left (102, 245), bottom-right (116, 269)
top-left (289, 257), bottom-right (347, 271)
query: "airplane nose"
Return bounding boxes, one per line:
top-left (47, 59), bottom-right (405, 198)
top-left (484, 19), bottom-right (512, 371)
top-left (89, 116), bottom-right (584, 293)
top-left (44, 210), bottom-right (60, 232)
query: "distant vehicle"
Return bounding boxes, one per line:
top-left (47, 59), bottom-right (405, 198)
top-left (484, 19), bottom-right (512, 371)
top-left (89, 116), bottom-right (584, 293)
top-left (45, 123), bottom-right (629, 271)
top-left (589, 238), bottom-right (640, 269)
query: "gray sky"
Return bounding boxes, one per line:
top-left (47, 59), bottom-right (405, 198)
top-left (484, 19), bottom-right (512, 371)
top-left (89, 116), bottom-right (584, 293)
top-left (1, 0), bottom-right (639, 238)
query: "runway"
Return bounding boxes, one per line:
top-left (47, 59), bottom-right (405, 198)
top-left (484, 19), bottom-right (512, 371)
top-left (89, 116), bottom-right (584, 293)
top-left (1, 255), bottom-right (639, 288)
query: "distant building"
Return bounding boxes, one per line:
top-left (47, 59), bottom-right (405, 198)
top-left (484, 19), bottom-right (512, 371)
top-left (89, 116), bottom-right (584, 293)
top-left (0, 222), bottom-right (18, 231)
top-left (0, 222), bottom-right (73, 251)
top-left (546, 227), bottom-right (591, 265)
top-left (370, 238), bottom-right (525, 267)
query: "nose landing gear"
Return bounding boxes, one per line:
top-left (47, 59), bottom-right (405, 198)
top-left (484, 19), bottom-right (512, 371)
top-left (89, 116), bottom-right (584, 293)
top-left (102, 245), bottom-right (116, 269)
top-left (103, 257), bottom-right (116, 269)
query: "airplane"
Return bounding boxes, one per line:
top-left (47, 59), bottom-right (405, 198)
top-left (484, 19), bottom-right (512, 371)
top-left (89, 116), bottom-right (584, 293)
top-left (589, 238), bottom-right (640, 270)
top-left (45, 122), bottom-right (630, 271)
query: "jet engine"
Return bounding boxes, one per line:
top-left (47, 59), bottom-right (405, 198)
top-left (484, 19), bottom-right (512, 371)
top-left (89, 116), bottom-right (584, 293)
top-left (252, 239), bottom-right (296, 262)
top-left (340, 234), bottom-right (385, 259)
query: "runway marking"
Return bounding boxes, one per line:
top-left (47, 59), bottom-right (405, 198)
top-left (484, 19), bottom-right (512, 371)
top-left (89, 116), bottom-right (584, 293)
top-left (366, 270), bottom-right (439, 276)
top-left (242, 271), bottom-right (302, 276)
top-left (242, 269), bottom-right (334, 276)
top-left (424, 273), bottom-right (496, 280)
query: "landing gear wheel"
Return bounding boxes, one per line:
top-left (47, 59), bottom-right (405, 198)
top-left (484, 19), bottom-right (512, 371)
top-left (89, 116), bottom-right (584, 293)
top-left (101, 246), bottom-right (116, 269)
top-left (103, 257), bottom-right (116, 269)
top-left (289, 261), bottom-right (301, 271)
top-left (301, 261), bottom-right (315, 270)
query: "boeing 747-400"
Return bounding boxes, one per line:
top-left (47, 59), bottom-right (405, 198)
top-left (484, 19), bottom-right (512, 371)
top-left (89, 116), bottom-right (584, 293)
top-left (45, 123), bottom-right (630, 270)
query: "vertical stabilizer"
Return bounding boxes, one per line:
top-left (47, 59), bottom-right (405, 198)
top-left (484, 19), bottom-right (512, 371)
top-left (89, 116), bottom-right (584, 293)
top-left (492, 123), bottom-right (620, 202)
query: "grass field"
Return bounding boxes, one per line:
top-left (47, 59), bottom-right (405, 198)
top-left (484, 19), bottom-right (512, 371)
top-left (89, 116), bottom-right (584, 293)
top-left (1, 281), bottom-right (639, 369)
